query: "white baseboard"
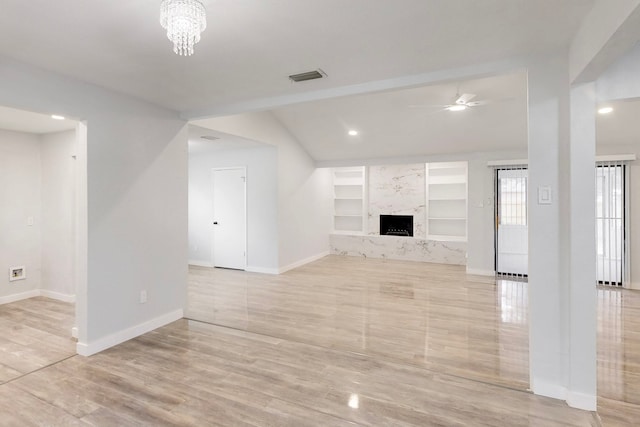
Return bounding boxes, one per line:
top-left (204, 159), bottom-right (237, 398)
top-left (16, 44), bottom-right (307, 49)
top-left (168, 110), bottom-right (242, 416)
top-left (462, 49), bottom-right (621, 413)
top-left (279, 251), bottom-right (329, 274)
top-left (188, 260), bottom-right (214, 268)
top-left (76, 309), bottom-right (183, 357)
top-left (567, 391), bottom-right (597, 411)
top-left (245, 266), bottom-right (280, 275)
top-left (40, 290), bottom-right (76, 303)
top-left (0, 289), bottom-right (40, 305)
top-left (0, 289), bottom-right (76, 305)
top-left (466, 268), bottom-right (495, 276)
top-left (531, 380), bottom-right (567, 401)
top-left (628, 282), bottom-right (640, 290)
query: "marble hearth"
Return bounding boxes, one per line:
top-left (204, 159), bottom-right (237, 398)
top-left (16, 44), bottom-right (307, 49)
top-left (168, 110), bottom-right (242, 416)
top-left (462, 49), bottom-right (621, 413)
top-left (330, 234), bottom-right (467, 265)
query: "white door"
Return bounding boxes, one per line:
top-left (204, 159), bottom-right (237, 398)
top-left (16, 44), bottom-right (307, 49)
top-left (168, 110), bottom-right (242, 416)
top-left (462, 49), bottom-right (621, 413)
top-left (496, 168), bottom-right (528, 276)
top-left (212, 168), bottom-right (246, 270)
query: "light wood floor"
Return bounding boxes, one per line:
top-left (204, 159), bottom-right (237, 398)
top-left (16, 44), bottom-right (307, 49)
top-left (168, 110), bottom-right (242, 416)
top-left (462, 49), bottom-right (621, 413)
top-left (1, 256), bottom-right (637, 425)
top-left (0, 296), bottom-right (76, 384)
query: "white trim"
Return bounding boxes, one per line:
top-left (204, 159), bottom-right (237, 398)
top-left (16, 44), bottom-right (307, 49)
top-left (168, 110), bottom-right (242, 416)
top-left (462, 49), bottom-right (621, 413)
top-left (279, 251), bottom-right (329, 274)
top-left (40, 290), bottom-right (76, 303)
top-left (466, 268), bottom-right (495, 277)
top-left (487, 159), bottom-right (529, 167)
top-left (0, 289), bottom-right (40, 305)
top-left (566, 391), bottom-right (597, 411)
top-left (531, 380), bottom-right (568, 401)
top-left (595, 154), bottom-right (636, 163)
top-left (628, 281), bottom-right (640, 290)
top-left (487, 154), bottom-right (637, 167)
top-left (245, 266), bottom-right (280, 275)
top-left (188, 260), bottom-right (214, 268)
top-left (76, 309), bottom-right (183, 357)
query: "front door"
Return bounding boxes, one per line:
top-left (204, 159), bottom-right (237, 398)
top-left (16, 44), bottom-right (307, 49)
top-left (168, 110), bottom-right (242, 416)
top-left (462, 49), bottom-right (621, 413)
top-left (496, 168), bottom-right (528, 276)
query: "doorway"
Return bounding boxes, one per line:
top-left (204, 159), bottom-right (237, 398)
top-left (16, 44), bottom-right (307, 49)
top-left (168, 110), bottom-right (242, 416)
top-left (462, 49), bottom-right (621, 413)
top-left (596, 163), bottom-right (627, 286)
top-left (495, 167), bottom-right (529, 277)
top-left (212, 167), bottom-right (247, 270)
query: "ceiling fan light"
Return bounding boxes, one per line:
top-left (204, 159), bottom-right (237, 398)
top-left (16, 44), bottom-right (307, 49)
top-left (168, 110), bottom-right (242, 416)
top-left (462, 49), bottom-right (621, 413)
top-left (448, 105), bottom-right (467, 112)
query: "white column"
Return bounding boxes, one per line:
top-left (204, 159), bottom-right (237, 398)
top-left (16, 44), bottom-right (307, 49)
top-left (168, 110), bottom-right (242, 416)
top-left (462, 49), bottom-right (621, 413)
top-left (528, 54), bottom-right (570, 401)
top-left (528, 56), bottom-right (598, 411)
top-left (568, 82), bottom-right (597, 410)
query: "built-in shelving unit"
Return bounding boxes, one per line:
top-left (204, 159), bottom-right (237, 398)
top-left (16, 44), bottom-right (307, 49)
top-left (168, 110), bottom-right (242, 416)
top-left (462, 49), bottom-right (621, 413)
top-left (426, 161), bottom-right (468, 241)
top-left (332, 167), bottom-right (366, 234)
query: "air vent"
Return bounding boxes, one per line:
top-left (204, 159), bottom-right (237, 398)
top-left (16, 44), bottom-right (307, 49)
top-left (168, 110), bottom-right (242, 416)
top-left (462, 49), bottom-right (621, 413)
top-left (201, 135), bottom-right (220, 141)
top-left (289, 69), bottom-right (326, 82)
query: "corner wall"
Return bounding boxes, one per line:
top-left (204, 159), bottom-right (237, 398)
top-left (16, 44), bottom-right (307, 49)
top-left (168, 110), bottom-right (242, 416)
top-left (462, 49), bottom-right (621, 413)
top-left (0, 129), bottom-right (42, 302)
top-left (0, 57), bottom-right (188, 354)
top-left (40, 130), bottom-right (77, 300)
top-left (192, 112), bottom-right (333, 272)
top-left (189, 145), bottom-right (279, 271)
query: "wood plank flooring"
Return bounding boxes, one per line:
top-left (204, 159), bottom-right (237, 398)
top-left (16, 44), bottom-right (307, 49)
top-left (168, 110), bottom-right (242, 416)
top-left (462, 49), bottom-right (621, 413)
top-left (3, 319), bottom-right (598, 426)
top-left (0, 296), bottom-right (76, 384)
top-left (187, 256), bottom-right (530, 391)
top-left (2, 255), bottom-right (639, 425)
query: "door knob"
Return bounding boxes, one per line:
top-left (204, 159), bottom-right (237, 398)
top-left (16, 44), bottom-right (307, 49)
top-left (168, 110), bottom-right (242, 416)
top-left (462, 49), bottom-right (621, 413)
top-left (213, 221), bottom-right (218, 225)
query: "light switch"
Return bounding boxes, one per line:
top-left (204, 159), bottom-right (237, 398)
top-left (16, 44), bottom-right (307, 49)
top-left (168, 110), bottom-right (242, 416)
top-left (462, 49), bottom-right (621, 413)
top-left (538, 186), bottom-right (552, 204)
top-left (27, 216), bottom-right (34, 226)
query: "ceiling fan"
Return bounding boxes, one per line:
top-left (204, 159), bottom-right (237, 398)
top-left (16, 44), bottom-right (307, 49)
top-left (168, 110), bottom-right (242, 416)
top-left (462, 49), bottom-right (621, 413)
top-left (410, 92), bottom-right (490, 112)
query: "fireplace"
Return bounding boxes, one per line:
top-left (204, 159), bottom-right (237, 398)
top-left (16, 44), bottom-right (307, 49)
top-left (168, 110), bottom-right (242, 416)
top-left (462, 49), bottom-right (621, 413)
top-left (380, 215), bottom-right (413, 237)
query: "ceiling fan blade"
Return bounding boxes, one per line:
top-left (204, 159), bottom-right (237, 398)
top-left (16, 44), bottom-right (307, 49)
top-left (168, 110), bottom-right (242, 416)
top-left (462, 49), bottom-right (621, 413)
top-left (455, 93), bottom-right (477, 105)
top-left (408, 104), bottom-right (447, 109)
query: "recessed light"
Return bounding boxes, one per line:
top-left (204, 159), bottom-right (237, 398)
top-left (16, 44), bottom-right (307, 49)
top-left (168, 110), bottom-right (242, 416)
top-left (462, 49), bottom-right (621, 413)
top-left (51, 115), bottom-right (65, 120)
top-left (447, 105), bottom-right (467, 112)
top-left (598, 107), bottom-right (613, 115)
top-left (348, 130), bottom-right (359, 136)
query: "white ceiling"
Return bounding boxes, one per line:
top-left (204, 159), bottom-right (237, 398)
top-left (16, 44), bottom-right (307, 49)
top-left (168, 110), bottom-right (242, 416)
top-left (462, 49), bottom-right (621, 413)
top-left (188, 124), bottom-right (267, 155)
top-left (0, 105), bottom-right (77, 134)
top-left (271, 72), bottom-right (529, 162)
top-left (597, 99), bottom-right (640, 147)
top-left (0, 1), bottom-right (594, 114)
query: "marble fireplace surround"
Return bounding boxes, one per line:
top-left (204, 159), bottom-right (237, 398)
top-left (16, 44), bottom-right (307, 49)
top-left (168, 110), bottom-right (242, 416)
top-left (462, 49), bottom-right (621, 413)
top-left (330, 234), bottom-right (467, 265)
top-left (332, 163), bottom-right (467, 265)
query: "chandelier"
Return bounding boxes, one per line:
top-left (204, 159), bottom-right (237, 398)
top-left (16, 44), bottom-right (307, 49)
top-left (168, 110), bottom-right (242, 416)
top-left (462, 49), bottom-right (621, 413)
top-left (160, 0), bottom-right (207, 56)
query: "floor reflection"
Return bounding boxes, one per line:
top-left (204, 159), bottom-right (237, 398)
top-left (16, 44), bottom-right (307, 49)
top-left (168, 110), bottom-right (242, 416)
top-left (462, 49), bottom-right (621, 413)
top-left (187, 256), bottom-right (530, 390)
top-left (597, 286), bottom-right (640, 405)
top-left (186, 256), bottom-right (640, 407)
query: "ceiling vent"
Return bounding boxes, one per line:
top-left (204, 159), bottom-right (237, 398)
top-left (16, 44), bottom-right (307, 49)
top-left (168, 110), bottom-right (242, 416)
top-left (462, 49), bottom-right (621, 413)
top-left (289, 69), bottom-right (326, 82)
top-left (201, 135), bottom-right (220, 141)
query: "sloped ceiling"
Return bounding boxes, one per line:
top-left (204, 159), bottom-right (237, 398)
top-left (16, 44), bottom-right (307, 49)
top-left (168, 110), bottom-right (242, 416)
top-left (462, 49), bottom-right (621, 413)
top-left (0, 1), bottom-right (593, 113)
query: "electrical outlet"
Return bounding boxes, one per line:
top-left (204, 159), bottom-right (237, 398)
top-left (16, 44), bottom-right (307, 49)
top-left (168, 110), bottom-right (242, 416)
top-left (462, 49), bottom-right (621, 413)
top-left (139, 290), bottom-right (147, 304)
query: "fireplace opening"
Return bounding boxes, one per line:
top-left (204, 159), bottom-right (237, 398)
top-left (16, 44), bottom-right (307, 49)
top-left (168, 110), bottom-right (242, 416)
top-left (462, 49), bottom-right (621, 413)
top-left (380, 215), bottom-right (413, 237)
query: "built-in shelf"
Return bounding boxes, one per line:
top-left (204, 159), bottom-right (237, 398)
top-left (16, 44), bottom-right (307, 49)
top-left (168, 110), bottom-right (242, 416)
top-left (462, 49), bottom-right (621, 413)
top-left (426, 161), bottom-right (468, 241)
top-left (333, 167), bottom-right (366, 234)
top-left (427, 234), bottom-right (467, 242)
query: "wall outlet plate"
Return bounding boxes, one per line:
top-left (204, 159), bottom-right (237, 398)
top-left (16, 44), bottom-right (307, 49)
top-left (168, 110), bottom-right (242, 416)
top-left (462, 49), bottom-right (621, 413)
top-left (9, 266), bottom-right (26, 281)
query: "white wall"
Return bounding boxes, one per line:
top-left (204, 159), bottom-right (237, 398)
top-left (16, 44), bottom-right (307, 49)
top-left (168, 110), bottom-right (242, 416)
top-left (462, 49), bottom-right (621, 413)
top-left (40, 130), bottom-right (76, 299)
top-left (189, 145), bottom-right (279, 271)
top-left (192, 112), bottom-right (333, 271)
top-left (0, 129), bottom-right (42, 300)
top-left (597, 44), bottom-right (640, 289)
top-left (0, 57), bottom-right (188, 354)
top-left (466, 150), bottom-right (527, 275)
